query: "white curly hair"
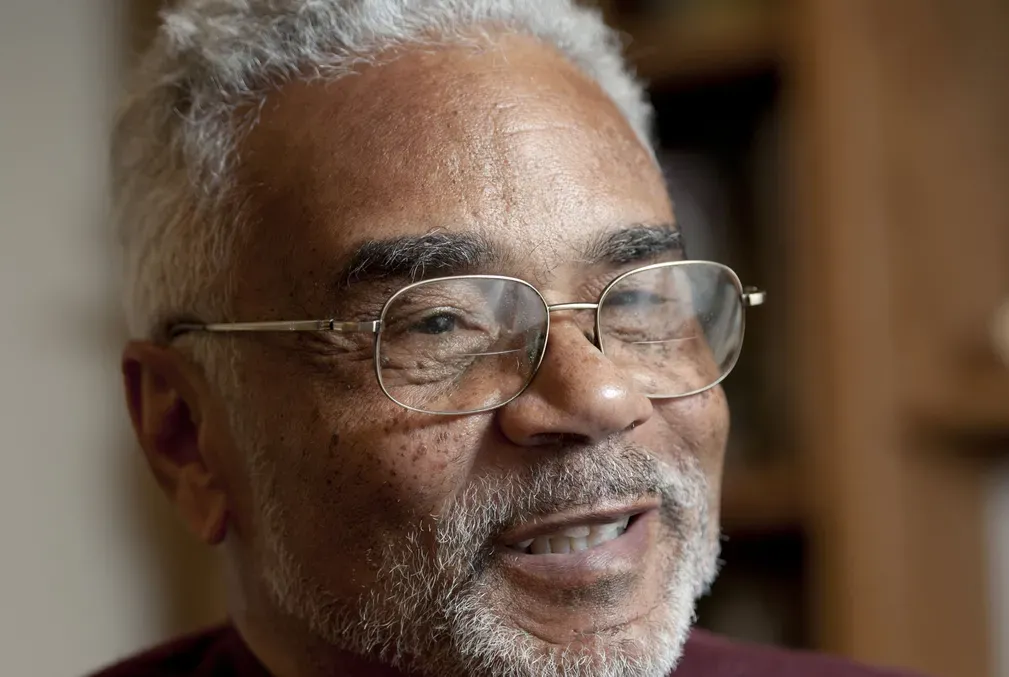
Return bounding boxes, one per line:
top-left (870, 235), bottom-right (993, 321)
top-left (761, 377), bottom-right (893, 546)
top-left (112, 0), bottom-right (654, 349)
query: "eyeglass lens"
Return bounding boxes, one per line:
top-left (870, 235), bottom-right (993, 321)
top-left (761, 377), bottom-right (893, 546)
top-left (375, 262), bottom-right (744, 414)
top-left (598, 263), bottom-right (743, 399)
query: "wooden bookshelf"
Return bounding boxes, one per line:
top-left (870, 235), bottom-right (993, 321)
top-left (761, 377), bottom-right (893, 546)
top-left (720, 461), bottom-right (803, 534)
top-left (604, 5), bottom-right (783, 84)
top-left (907, 368), bottom-right (1009, 439)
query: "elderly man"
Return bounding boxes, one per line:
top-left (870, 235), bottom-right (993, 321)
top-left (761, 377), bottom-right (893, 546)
top-left (95, 1), bottom-right (919, 676)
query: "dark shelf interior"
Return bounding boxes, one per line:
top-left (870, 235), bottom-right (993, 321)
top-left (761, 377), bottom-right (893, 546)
top-left (696, 530), bottom-right (810, 649)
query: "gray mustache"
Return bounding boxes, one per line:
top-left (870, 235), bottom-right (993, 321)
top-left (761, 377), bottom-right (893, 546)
top-left (435, 444), bottom-right (706, 555)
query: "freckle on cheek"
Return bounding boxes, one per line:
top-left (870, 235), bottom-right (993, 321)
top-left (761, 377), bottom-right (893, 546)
top-left (411, 445), bottom-right (426, 463)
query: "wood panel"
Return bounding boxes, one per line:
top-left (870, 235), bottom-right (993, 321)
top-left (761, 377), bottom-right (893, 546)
top-left (790, 0), bottom-right (996, 675)
top-left (720, 461), bottom-right (804, 535)
top-left (617, 7), bottom-right (782, 85)
top-left (878, 0), bottom-right (1009, 436)
top-left (789, 0), bottom-right (915, 666)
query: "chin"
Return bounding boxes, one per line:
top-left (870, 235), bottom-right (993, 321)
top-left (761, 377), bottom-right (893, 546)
top-left (439, 585), bottom-right (696, 677)
top-left (433, 546), bottom-right (704, 677)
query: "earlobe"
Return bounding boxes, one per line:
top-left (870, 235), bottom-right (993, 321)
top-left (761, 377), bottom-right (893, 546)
top-left (122, 341), bottom-right (230, 545)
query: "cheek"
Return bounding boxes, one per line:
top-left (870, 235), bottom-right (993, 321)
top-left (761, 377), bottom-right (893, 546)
top-left (653, 386), bottom-right (729, 479)
top-left (251, 402), bottom-right (484, 594)
top-left (280, 404), bottom-right (483, 535)
top-left (242, 346), bottom-right (484, 522)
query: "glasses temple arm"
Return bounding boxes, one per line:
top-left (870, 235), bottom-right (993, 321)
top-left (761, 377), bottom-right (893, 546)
top-left (169, 319), bottom-right (381, 339)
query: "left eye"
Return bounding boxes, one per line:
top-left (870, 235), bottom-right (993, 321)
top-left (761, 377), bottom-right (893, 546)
top-left (605, 290), bottom-right (667, 307)
top-left (411, 313), bottom-right (459, 335)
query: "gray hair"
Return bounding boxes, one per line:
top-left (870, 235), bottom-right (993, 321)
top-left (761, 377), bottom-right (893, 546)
top-left (112, 0), bottom-right (654, 343)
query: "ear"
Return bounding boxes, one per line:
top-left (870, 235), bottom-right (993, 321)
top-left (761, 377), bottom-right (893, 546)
top-left (123, 341), bottom-right (229, 545)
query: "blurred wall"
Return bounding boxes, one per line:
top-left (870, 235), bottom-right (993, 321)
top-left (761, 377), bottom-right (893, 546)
top-left (0, 2), bottom-right (222, 676)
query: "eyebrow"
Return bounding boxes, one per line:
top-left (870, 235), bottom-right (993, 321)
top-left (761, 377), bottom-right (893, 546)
top-left (336, 223), bottom-right (684, 289)
top-left (338, 231), bottom-right (498, 288)
top-left (583, 224), bottom-right (684, 265)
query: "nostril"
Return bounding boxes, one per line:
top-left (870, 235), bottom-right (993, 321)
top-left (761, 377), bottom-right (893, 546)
top-left (527, 432), bottom-right (592, 447)
top-left (628, 417), bottom-right (648, 432)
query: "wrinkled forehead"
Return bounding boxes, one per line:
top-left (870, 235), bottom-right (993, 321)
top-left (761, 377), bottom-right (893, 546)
top-left (234, 33), bottom-right (672, 310)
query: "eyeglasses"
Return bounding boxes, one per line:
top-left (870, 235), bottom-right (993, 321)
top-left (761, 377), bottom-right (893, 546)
top-left (170, 260), bottom-right (765, 415)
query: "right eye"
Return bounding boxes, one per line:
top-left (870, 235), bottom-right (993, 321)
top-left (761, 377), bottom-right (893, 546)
top-left (411, 313), bottom-right (458, 335)
top-left (605, 289), bottom-right (668, 309)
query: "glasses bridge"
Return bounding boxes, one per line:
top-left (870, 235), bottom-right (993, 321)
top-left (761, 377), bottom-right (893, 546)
top-left (546, 302), bottom-right (600, 313)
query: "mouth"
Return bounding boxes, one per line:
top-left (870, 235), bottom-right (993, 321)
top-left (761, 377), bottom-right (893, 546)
top-left (494, 500), bottom-right (661, 592)
top-left (505, 514), bottom-right (637, 554)
top-left (499, 499), bottom-right (658, 556)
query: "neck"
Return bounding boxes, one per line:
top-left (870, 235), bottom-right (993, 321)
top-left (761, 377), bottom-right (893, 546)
top-left (234, 615), bottom-right (415, 677)
top-left (222, 539), bottom-right (421, 677)
top-left (225, 569), bottom-right (414, 677)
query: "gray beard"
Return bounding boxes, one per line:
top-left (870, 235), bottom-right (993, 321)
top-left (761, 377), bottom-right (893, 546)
top-left (255, 444), bottom-right (720, 677)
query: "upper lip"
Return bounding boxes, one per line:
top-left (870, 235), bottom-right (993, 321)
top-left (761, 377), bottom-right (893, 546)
top-left (497, 497), bottom-right (660, 546)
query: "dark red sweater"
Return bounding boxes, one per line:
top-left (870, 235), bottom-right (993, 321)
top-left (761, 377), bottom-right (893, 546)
top-left (88, 624), bottom-right (922, 676)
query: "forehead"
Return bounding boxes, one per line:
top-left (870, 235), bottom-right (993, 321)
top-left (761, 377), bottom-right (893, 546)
top-left (236, 33), bottom-right (671, 301)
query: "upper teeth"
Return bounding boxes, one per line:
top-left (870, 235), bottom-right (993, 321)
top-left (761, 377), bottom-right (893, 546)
top-left (513, 517), bottom-right (631, 555)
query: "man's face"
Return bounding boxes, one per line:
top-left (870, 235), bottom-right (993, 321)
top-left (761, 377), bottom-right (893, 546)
top-left (216, 35), bottom-right (728, 677)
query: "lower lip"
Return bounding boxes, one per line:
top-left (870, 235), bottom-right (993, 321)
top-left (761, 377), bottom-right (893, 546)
top-left (496, 509), bottom-right (658, 588)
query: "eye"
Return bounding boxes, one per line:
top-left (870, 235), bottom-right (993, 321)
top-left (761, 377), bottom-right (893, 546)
top-left (411, 312), bottom-right (459, 335)
top-left (606, 289), bottom-right (667, 307)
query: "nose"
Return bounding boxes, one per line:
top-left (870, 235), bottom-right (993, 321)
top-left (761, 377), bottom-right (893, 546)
top-left (496, 321), bottom-right (654, 446)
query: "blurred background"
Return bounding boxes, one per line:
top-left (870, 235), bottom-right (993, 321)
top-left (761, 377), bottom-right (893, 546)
top-left (0, 0), bottom-right (1006, 676)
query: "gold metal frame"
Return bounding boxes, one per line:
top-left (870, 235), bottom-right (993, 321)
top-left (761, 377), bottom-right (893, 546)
top-left (597, 260), bottom-right (762, 404)
top-left (169, 260), bottom-right (765, 415)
